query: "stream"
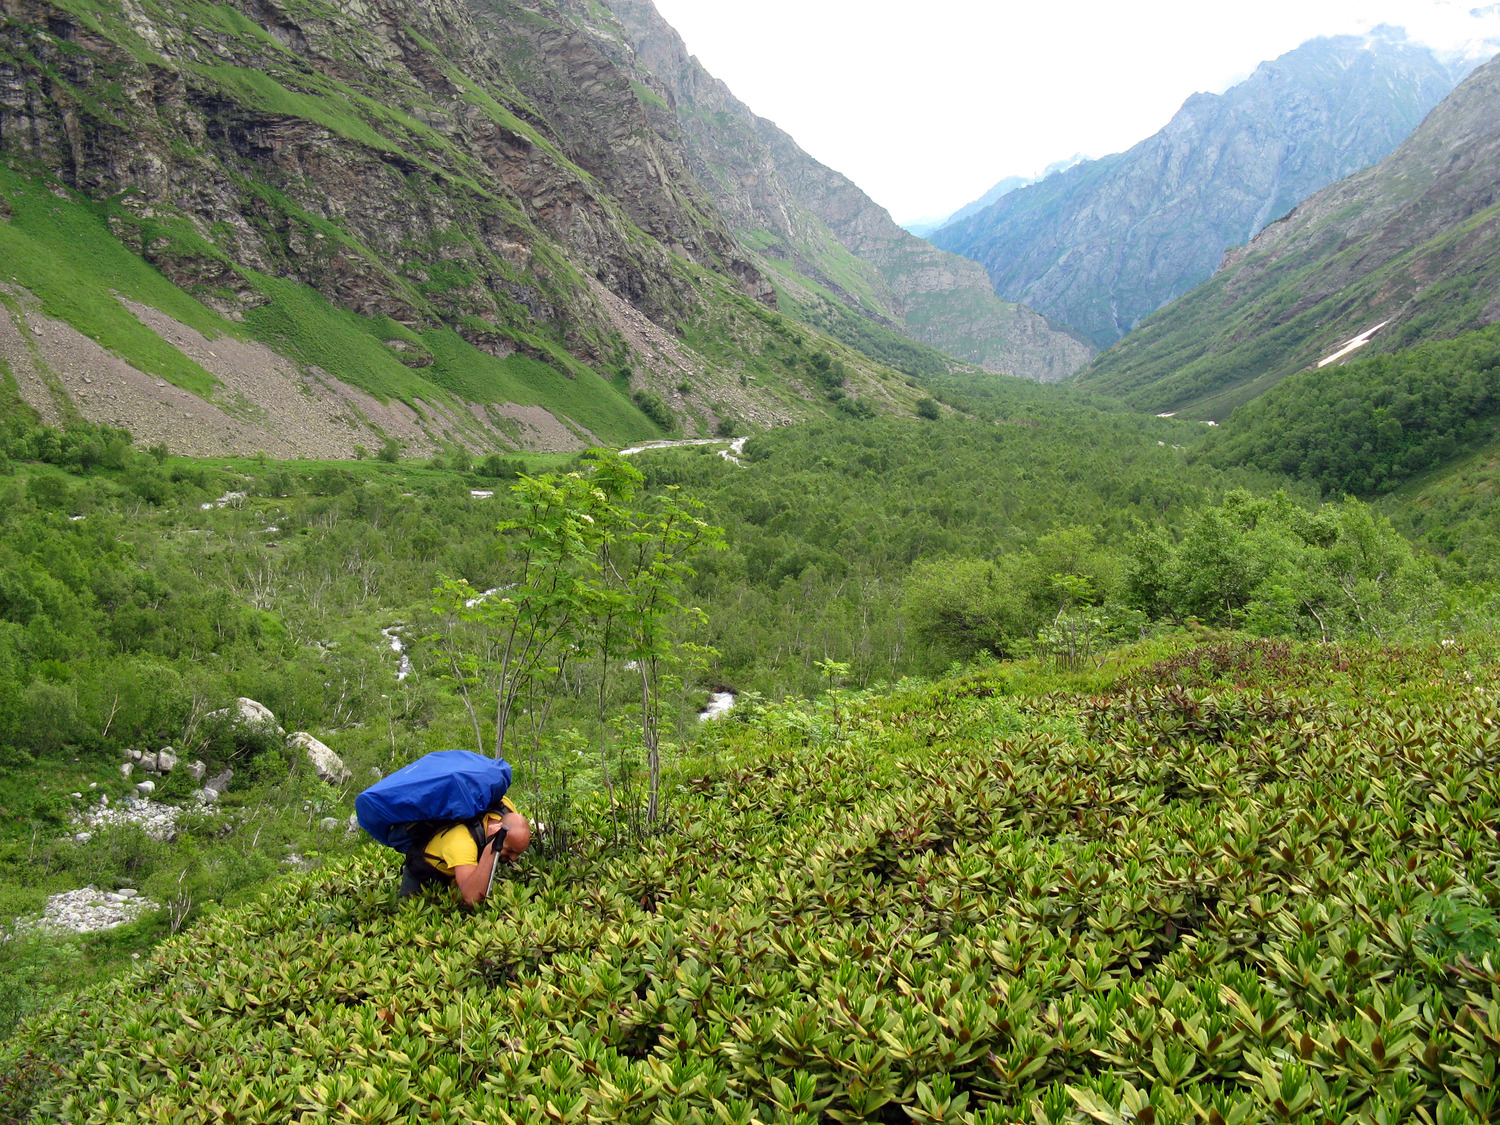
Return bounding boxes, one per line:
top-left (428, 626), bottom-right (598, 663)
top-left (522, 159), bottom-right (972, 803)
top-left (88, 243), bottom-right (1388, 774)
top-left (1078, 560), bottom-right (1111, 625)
top-left (698, 691), bottom-right (737, 721)
top-left (380, 627), bottom-right (413, 681)
top-left (619, 436), bottom-right (749, 464)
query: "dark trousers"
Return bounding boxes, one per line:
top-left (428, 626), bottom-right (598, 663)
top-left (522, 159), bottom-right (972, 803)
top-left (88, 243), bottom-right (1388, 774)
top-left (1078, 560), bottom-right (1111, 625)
top-left (399, 857), bottom-right (450, 898)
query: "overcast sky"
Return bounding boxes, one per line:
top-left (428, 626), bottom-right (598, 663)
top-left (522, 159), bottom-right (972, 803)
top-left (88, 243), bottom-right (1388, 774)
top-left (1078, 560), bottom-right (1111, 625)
top-left (647, 0), bottom-right (1500, 225)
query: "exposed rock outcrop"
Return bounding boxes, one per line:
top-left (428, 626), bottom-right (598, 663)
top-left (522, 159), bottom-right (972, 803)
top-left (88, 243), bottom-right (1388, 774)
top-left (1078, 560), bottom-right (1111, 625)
top-left (289, 733), bottom-right (351, 786)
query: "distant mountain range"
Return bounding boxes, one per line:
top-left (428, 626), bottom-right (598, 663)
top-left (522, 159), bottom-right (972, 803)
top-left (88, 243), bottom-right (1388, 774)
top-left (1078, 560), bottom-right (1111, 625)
top-left (932, 28), bottom-right (1467, 349)
top-left (904, 156), bottom-right (1088, 240)
top-left (1075, 51), bottom-right (1500, 417)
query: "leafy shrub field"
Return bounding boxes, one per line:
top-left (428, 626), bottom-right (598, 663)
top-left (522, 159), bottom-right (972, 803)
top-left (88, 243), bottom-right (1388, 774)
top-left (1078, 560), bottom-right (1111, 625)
top-left (6, 640), bottom-right (1500, 1125)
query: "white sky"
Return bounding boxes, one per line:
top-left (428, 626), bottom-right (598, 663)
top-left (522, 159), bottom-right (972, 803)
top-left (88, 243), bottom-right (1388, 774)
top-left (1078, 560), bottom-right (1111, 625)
top-left (647, 0), bottom-right (1500, 224)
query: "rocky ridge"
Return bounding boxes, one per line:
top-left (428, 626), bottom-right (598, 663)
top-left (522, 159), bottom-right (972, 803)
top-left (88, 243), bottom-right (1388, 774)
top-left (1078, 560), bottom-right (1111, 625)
top-left (933, 28), bottom-right (1464, 349)
top-left (0, 0), bottom-right (930, 452)
top-left (1076, 52), bottom-right (1500, 416)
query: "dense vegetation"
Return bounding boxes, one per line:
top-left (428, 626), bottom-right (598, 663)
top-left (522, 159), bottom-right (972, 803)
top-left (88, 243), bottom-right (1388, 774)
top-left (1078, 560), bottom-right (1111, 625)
top-left (1, 387), bottom-right (1497, 1098)
top-left (1204, 325), bottom-right (1500, 496)
top-left (6, 638), bottom-right (1500, 1125)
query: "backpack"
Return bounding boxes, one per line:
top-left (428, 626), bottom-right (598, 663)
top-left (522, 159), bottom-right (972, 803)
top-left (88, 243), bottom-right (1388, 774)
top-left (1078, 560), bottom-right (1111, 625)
top-left (355, 750), bottom-right (513, 868)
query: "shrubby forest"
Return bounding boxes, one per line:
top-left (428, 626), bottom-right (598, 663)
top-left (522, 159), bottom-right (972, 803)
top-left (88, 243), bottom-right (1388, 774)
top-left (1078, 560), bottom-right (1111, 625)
top-left (1204, 325), bottom-right (1500, 496)
top-left (4, 358), bottom-right (1500, 1100)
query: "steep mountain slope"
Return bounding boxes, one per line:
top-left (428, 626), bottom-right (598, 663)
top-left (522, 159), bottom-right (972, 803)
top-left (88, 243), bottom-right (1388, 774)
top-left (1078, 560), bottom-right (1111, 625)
top-left (606, 0), bottom-right (1095, 383)
top-left (1077, 52), bottom-right (1500, 417)
top-left (933, 29), bottom-right (1461, 349)
top-left (0, 0), bottom-right (930, 454)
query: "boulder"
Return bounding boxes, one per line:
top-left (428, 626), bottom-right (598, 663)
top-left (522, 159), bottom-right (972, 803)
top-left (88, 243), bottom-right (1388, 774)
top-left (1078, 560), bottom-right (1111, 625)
top-left (195, 788), bottom-right (219, 805)
top-left (119, 762), bottom-right (133, 778)
top-left (205, 768), bottom-right (233, 794)
top-left (208, 697), bottom-right (282, 733)
top-left (156, 748), bottom-right (178, 773)
top-left (135, 780), bottom-right (155, 797)
top-left (288, 732), bottom-right (350, 785)
top-left (319, 817), bottom-right (341, 831)
top-left (187, 760), bottom-right (207, 783)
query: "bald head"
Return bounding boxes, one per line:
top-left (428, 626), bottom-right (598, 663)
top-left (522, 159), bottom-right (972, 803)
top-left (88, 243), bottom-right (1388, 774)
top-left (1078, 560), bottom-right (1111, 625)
top-left (497, 811), bottom-right (531, 862)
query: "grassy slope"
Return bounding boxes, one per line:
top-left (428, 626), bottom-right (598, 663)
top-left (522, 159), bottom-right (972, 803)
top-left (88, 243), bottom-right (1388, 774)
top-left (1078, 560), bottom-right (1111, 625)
top-left (0, 168), bottom-right (661, 445)
top-left (1073, 55), bottom-right (1500, 418)
top-left (1076, 197), bottom-right (1500, 420)
top-left (0, 167), bottom-right (225, 397)
top-left (6, 638), bottom-right (1500, 1124)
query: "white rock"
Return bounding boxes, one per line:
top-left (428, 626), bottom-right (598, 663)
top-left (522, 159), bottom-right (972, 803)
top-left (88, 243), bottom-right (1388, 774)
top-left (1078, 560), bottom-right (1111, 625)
top-left (119, 762), bottom-right (133, 778)
top-left (70, 792), bottom-right (82, 799)
top-left (156, 749), bottom-right (178, 773)
top-left (128, 748), bottom-right (142, 761)
top-left (368, 766), bottom-right (382, 780)
top-left (187, 760), bottom-right (207, 782)
top-left (88, 782), bottom-right (97, 789)
top-left (118, 888), bottom-right (138, 898)
top-left (196, 787), bottom-right (219, 804)
top-left (208, 697), bottom-right (279, 728)
top-left (73, 832), bottom-right (91, 844)
top-left (136, 780), bottom-right (155, 797)
top-left (319, 817), bottom-right (341, 831)
top-left (288, 732), bottom-right (350, 785)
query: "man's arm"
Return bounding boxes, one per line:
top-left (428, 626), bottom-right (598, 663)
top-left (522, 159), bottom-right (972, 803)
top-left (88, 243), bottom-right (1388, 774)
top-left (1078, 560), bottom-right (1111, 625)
top-left (451, 822), bottom-right (508, 904)
top-left (451, 833), bottom-right (502, 905)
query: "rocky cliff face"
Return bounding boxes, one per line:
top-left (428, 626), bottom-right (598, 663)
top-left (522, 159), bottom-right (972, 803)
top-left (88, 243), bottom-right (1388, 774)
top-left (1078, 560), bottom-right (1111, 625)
top-left (933, 29), bottom-right (1462, 349)
top-left (607, 0), bottom-right (1094, 383)
top-left (0, 0), bottom-right (938, 452)
top-left (1076, 53), bottom-right (1500, 416)
top-left (0, 0), bottom-right (755, 350)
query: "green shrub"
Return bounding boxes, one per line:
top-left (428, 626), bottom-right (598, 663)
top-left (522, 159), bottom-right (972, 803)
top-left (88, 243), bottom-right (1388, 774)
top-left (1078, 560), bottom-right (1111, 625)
top-left (632, 389), bottom-right (676, 431)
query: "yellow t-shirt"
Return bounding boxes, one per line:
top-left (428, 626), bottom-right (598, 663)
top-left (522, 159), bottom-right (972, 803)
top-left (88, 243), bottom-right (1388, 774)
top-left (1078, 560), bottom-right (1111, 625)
top-left (421, 798), bottom-right (516, 876)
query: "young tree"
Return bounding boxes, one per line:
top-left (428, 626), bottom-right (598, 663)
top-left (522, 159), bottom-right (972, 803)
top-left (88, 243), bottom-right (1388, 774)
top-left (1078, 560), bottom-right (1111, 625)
top-left (429, 451), bottom-right (723, 827)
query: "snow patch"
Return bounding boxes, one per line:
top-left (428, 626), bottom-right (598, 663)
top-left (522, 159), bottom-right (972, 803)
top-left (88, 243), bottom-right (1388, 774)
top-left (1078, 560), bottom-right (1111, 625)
top-left (1318, 321), bottom-right (1391, 368)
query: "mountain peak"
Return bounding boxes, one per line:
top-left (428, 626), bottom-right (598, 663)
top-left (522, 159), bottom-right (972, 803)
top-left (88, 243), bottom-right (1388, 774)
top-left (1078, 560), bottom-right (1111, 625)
top-left (931, 30), bottom-right (1462, 349)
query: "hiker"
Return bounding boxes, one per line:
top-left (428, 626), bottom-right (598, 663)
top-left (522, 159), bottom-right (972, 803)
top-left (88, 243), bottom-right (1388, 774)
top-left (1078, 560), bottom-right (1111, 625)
top-left (401, 800), bottom-right (531, 903)
top-left (356, 749), bottom-right (530, 905)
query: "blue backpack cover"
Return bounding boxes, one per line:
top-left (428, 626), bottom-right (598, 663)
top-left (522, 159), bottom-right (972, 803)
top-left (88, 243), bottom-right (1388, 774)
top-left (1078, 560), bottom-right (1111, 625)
top-left (356, 750), bottom-right (512, 853)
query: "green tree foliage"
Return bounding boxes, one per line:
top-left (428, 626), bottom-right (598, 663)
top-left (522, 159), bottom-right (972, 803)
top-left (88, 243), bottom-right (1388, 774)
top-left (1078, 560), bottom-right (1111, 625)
top-left (430, 453), bottom-right (722, 823)
top-left (1206, 323), bottom-right (1500, 494)
top-left (629, 412), bottom-right (1271, 689)
top-left (1122, 490), bottom-right (1443, 640)
top-left (0, 417), bottom-right (133, 474)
